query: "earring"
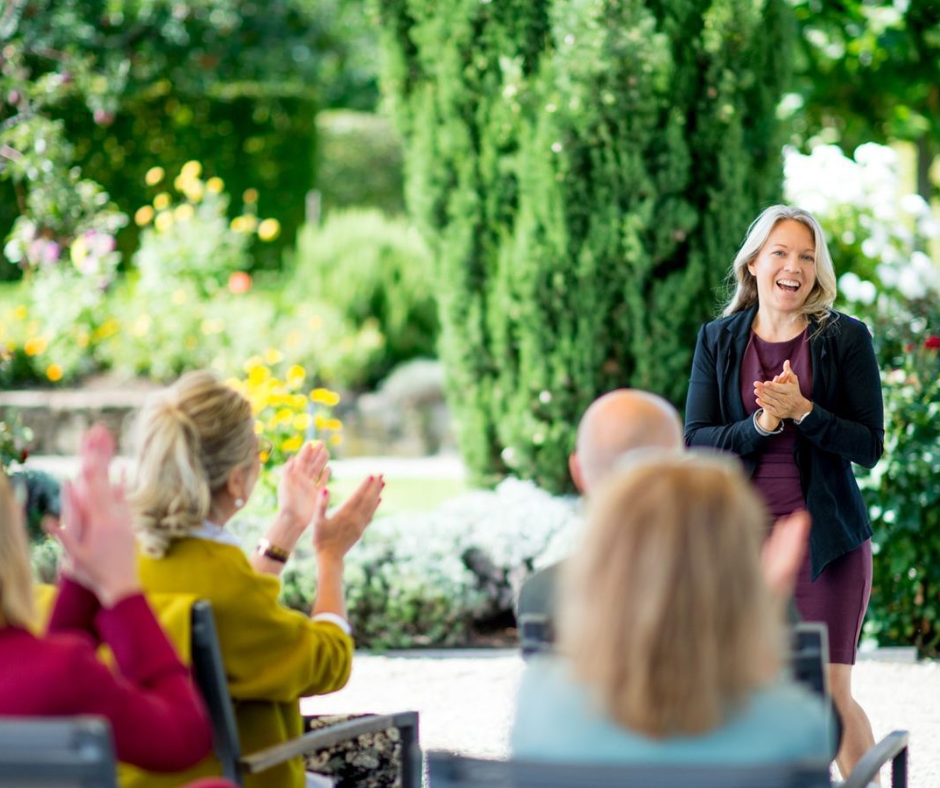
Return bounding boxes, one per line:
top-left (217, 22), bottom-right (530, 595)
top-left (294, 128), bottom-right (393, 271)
top-left (235, 498), bottom-right (245, 509)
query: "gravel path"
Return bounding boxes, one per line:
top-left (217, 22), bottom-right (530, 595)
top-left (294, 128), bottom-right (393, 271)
top-left (301, 651), bottom-right (938, 786)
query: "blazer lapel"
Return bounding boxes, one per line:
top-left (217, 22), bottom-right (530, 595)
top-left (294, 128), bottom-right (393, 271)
top-left (809, 316), bottom-right (831, 403)
top-left (723, 305), bottom-right (758, 423)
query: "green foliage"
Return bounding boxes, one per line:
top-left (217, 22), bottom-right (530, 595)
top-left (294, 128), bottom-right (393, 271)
top-left (316, 111), bottom-right (405, 215)
top-left (378, 0), bottom-right (793, 491)
top-left (789, 0), bottom-right (940, 199)
top-left (292, 210), bottom-right (438, 381)
top-left (858, 297), bottom-right (940, 656)
top-left (1, 0), bottom-right (380, 279)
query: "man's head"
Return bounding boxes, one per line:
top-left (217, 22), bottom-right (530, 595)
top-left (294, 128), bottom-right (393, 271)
top-left (569, 389), bottom-right (683, 494)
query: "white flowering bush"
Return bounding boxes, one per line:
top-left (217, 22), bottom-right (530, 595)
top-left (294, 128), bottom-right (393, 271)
top-left (783, 143), bottom-right (940, 305)
top-left (231, 478), bottom-right (582, 649)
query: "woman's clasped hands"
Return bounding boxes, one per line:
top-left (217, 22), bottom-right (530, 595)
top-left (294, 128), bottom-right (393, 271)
top-left (753, 359), bottom-right (813, 431)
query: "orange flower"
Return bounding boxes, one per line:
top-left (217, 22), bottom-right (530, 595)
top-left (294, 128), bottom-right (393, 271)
top-left (228, 272), bottom-right (252, 294)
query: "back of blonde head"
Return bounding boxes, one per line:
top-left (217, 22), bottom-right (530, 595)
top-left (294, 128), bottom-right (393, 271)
top-left (560, 453), bottom-right (781, 738)
top-left (0, 474), bottom-right (35, 629)
top-left (131, 370), bottom-right (255, 557)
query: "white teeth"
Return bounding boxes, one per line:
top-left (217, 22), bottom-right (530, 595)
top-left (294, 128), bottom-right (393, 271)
top-left (776, 279), bottom-right (800, 288)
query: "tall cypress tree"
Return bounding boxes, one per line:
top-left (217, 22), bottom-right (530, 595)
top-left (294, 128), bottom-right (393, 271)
top-left (378, 0), bottom-right (793, 491)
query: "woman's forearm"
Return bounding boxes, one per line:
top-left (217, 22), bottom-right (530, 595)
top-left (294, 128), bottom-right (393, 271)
top-left (312, 554), bottom-right (346, 620)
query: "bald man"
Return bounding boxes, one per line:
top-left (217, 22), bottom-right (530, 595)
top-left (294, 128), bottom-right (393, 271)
top-left (516, 389), bottom-right (683, 630)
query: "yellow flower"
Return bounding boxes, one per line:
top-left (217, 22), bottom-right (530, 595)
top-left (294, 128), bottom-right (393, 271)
top-left (324, 418), bottom-right (343, 431)
top-left (155, 211), bottom-right (174, 232)
top-left (145, 166), bottom-right (165, 186)
top-left (153, 192), bottom-right (171, 210)
top-left (13, 305), bottom-right (27, 320)
top-left (45, 363), bottom-right (63, 382)
top-left (174, 203), bottom-right (195, 222)
top-left (243, 188), bottom-right (259, 204)
top-left (171, 288), bottom-right (187, 306)
top-left (24, 337), bottom-right (47, 356)
top-left (293, 413), bottom-right (312, 431)
top-left (243, 355), bottom-right (265, 372)
top-left (274, 408), bottom-right (294, 426)
top-left (135, 205), bottom-right (155, 226)
top-left (173, 175), bottom-right (186, 192)
top-left (263, 347), bottom-right (283, 365)
top-left (181, 160), bottom-right (202, 179)
top-left (310, 388), bottom-right (341, 406)
top-left (93, 319), bottom-right (121, 341)
top-left (230, 215), bottom-right (258, 233)
top-left (132, 314), bottom-right (152, 336)
top-left (183, 181), bottom-right (205, 203)
top-left (287, 364), bottom-right (306, 382)
top-left (291, 394), bottom-right (307, 409)
top-left (70, 235), bottom-right (88, 267)
top-left (282, 435), bottom-right (303, 453)
top-left (206, 176), bottom-right (224, 194)
top-left (257, 218), bottom-right (281, 242)
top-left (329, 434), bottom-right (343, 446)
top-left (248, 365), bottom-right (271, 385)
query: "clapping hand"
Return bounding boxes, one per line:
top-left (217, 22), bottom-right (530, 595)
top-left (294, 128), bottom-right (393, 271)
top-left (754, 359), bottom-right (812, 423)
top-left (44, 424), bottom-right (141, 608)
top-left (277, 440), bottom-right (331, 534)
top-left (311, 474), bottom-right (384, 562)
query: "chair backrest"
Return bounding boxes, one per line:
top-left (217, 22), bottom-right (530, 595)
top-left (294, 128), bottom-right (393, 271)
top-left (0, 716), bottom-right (116, 787)
top-left (790, 622), bottom-right (829, 698)
top-left (427, 752), bottom-right (831, 788)
top-left (190, 600), bottom-right (243, 784)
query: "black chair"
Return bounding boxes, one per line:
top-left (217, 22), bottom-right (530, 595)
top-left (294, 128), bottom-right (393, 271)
top-left (0, 716), bottom-right (116, 787)
top-left (190, 600), bottom-right (421, 787)
top-left (428, 736), bottom-right (911, 788)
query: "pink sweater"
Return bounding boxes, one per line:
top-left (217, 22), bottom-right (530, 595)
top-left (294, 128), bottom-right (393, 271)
top-left (0, 578), bottom-right (213, 772)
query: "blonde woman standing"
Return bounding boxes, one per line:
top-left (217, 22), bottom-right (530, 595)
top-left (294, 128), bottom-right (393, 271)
top-left (128, 370), bottom-right (383, 788)
top-left (512, 453), bottom-right (834, 763)
top-left (685, 205), bottom-right (883, 777)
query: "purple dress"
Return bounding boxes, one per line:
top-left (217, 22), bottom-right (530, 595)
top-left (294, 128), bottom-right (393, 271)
top-left (741, 328), bottom-right (872, 665)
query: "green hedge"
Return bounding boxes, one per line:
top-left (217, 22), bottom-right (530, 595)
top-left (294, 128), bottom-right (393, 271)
top-left (316, 111), bottom-right (405, 215)
top-left (378, 0), bottom-right (793, 491)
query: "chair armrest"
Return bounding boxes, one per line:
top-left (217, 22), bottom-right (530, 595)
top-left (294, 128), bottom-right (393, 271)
top-left (239, 711), bottom-right (419, 775)
top-left (840, 730), bottom-right (909, 788)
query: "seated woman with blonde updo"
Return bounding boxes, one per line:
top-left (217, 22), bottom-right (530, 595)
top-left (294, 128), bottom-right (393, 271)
top-left (512, 452), bottom-right (835, 765)
top-left (127, 370), bottom-right (383, 788)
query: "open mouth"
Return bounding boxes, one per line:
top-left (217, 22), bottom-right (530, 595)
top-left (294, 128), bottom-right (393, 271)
top-left (776, 279), bottom-right (801, 293)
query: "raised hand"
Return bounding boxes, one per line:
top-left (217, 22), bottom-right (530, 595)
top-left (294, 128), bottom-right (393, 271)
top-left (762, 509), bottom-right (811, 597)
top-left (277, 440), bottom-right (330, 533)
top-left (311, 474), bottom-right (384, 562)
top-left (45, 424), bottom-right (140, 608)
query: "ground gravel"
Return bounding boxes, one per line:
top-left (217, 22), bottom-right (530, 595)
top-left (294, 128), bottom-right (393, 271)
top-left (301, 651), bottom-right (938, 786)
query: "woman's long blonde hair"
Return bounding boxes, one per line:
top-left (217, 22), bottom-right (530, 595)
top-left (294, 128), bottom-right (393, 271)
top-left (0, 473), bottom-right (36, 629)
top-left (722, 204), bottom-right (837, 328)
top-left (559, 452), bottom-right (782, 738)
top-left (130, 370), bottom-right (256, 557)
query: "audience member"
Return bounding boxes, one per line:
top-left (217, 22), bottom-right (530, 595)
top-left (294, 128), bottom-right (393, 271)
top-left (127, 370), bottom-right (382, 788)
top-left (515, 389), bottom-right (682, 624)
top-left (0, 424), bottom-right (214, 772)
top-left (512, 453), bottom-right (834, 764)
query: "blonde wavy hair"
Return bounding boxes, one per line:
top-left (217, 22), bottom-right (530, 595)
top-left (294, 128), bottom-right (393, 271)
top-left (130, 370), bottom-right (256, 557)
top-left (559, 452), bottom-right (782, 738)
top-left (722, 205), bottom-right (837, 330)
top-left (0, 473), bottom-right (36, 629)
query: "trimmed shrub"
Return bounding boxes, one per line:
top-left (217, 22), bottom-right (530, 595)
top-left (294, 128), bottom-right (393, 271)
top-left (377, 0), bottom-right (793, 491)
top-left (316, 111), bottom-right (405, 215)
top-left (292, 209), bottom-right (438, 381)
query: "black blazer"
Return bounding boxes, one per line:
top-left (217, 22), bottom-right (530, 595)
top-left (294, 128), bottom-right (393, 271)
top-left (684, 305), bottom-right (884, 579)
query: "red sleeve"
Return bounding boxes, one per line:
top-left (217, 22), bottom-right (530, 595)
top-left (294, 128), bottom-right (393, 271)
top-left (47, 576), bottom-right (101, 641)
top-left (61, 594), bottom-right (214, 772)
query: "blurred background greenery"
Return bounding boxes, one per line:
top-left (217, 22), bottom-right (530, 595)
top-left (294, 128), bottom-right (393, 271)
top-left (1, 0), bottom-right (939, 653)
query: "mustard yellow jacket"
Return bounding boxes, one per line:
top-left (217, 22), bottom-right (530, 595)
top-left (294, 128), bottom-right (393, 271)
top-left (126, 537), bottom-right (354, 788)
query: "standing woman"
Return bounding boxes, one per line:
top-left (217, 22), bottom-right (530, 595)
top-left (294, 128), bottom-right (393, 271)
top-left (685, 205), bottom-right (884, 778)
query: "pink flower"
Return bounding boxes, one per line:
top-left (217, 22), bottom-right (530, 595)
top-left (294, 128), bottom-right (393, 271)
top-left (228, 271), bottom-right (252, 294)
top-left (924, 336), bottom-right (940, 350)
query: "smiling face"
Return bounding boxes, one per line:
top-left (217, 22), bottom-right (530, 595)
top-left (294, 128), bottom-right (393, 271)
top-left (747, 219), bottom-right (817, 316)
